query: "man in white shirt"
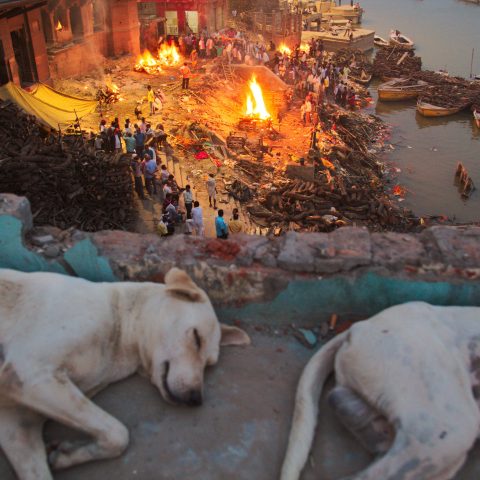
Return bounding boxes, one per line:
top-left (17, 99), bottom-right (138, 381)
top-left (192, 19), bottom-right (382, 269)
top-left (183, 184), bottom-right (194, 219)
top-left (191, 201), bottom-right (204, 236)
top-left (206, 173), bottom-right (217, 209)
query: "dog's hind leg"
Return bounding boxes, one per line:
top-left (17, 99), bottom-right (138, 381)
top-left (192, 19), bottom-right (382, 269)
top-left (340, 420), bottom-right (476, 480)
top-left (328, 386), bottom-right (394, 454)
top-left (14, 373), bottom-right (129, 470)
top-left (0, 407), bottom-right (51, 480)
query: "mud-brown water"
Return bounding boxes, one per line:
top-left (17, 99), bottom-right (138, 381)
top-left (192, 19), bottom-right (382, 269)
top-left (361, 0), bottom-right (480, 221)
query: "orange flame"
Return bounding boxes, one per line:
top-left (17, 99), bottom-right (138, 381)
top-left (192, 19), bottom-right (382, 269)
top-left (105, 76), bottom-right (119, 93)
top-left (299, 43), bottom-right (310, 52)
top-left (158, 43), bottom-right (180, 66)
top-left (245, 76), bottom-right (270, 120)
top-left (134, 50), bottom-right (162, 74)
top-left (278, 43), bottom-right (292, 55)
top-left (55, 20), bottom-right (63, 31)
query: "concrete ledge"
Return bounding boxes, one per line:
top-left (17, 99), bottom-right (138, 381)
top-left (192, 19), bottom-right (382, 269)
top-left (2, 193), bottom-right (480, 324)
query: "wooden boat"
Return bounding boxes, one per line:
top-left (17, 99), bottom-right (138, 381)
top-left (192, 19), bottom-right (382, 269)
top-left (416, 101), bottom-right (467, 117)
top-left (389, 33), bottom-right (415, 50)
top-left (474, 109), bottom-right (480, 128)
top-left (374, 35), bottom-right (389, 48)
top-left (349, 71), bottom-right (373, 85)
top-left (378, 78), bottom-right (428, 101)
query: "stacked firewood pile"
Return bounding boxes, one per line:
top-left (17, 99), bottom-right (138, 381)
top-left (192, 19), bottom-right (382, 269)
top-left (332, 48), bottom-right (374, 76)
top-left (227, 107), bottom-right (417, 233)
top-left (373, 47), bottom-right (422, 79)
top-left (418, 84), bottom-right (474, 109)
top-left (0, 101), bottom-right (135, 231)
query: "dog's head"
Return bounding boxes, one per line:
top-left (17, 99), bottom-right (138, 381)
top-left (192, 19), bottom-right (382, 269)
top-left (140, 268), bottom-right (250, 407)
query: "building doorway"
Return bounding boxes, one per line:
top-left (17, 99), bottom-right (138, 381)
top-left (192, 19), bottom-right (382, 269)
top-left (69, 5), bottom-right (84, 40)
top-left (10, 27), bottom-right (37, 85)
top-left (185, 11), bottom-right (198, 34)
top-left (165, 11), bottom-right (178, 35)
top-left (0, 40), bottom-right (12, 85)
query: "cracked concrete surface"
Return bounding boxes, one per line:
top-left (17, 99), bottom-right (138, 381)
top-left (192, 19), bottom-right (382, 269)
top-left (1, 330), bottom-right (479, 480)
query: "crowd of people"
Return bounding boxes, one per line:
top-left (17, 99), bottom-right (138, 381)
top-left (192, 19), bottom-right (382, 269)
top-left (92, 103), bottom-right (244, 238)
top-left (93, 26), bottom-right (363, 237)
top-left (268, 39), bottom-right (359, 126)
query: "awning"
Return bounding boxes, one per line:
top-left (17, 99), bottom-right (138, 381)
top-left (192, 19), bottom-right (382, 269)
top-left (0, 82), bottom-right (97, 130)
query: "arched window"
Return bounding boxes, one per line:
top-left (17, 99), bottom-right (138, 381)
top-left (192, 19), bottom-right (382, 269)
top-left (41, 10), bottom-right (54, 45)
top-left (69, 5), bottom-right (84, 39)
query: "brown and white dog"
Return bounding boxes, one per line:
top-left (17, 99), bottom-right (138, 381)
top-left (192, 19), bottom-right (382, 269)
top-left (0, 268), bottom-right (250, 480)
top-left (281, 302), bottom-right (480, 480)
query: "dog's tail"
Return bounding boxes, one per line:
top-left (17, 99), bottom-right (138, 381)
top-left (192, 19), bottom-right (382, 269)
top-left (280, 330), bottom-right (349, 480)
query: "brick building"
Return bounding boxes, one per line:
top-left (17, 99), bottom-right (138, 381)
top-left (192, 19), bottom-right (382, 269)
top-left (138, 0), bottom-right (228, 50)
top-left (0, 0), bottom-right (140, 86)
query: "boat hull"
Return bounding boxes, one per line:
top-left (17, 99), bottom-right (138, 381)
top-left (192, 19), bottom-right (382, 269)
top-left (389, 35), bottom-right (415, 50)
top-left (349, 74), bottom-right (372, 85)
top-left (417, 102), bottom-right (464, 117)
top-left (378, 89), bottom-right (421, 101)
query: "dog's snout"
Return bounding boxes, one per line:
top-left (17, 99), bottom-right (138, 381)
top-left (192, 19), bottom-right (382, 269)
top-left (186, 389), bottom-right (203, 407)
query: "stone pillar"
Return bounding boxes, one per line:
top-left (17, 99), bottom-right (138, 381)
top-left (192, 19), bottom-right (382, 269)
top-left (109, 0), bottom-right (140, 56)
top-left (27, 9), bottom-right (51, 83)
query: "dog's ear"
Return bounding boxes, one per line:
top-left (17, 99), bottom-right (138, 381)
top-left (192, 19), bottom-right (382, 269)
top-left (220, 324), bottom-right (251, 346)
top-left (164, 268), bottom-right (203, 302)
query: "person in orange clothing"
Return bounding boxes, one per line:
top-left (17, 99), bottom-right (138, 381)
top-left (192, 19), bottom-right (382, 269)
top-left (179, 62), bottom-right (191, 89)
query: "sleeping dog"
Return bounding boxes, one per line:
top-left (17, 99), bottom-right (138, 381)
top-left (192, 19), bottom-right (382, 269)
top-left (281, 302), bottom-right (480, 480)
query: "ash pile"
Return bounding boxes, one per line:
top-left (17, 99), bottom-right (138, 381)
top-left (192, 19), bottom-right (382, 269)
top-left (0, 101), bottom-right (135, 231)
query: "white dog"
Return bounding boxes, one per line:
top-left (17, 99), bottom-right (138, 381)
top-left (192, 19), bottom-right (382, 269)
top-left (281, 302), bottom-right (480, 480)
top-left (0, 268), bottom-right (250, 480)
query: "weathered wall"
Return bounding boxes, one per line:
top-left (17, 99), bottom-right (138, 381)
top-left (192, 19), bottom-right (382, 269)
top-left (2, 193), bottom-right (480, 325)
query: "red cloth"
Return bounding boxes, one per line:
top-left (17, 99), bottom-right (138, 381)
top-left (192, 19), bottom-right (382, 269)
top-left (194, 151), bottom-right (209, 160)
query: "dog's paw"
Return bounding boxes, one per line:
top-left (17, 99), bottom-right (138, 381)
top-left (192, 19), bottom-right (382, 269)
top-left (47, 440), bottom-right (86, 470)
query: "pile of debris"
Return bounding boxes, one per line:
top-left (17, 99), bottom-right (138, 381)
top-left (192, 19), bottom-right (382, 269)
top-left (0, 101), bottom-right (135, 231)
top-left (226, 106), bottom-right (417, 233)
top-left (373, 47), bottom-right (422, 79)
top-left (333, 48), bottom-right (374, 77)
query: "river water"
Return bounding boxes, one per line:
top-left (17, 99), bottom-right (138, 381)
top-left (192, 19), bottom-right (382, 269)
top-left (359, 0), bottom-right (480, 222)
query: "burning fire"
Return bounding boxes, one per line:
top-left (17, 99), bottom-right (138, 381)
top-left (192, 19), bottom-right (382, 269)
top-left (278, 43), bottom-right (292, 55)
top-left (158, 43), bottom-right (180, 66)
top-left (134, 50), bottom-right (162, 74)
top-left (245, 76), bottom-right (271, 120)
top-left (134, 44), bottom-right (181, 74)
top-left (299, 43), bottom-right (310, 53)
top-left (55, 20), bottom-right (63, 31)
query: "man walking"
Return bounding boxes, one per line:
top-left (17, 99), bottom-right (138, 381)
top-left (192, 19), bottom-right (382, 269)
top-left (147, 85), bottom-right (155, 116)
top-left (180, 62), bottom-right (191, 90)
top-left (206, 173), bottom-right (217, 209)
top-left (191, 200), bottom-right (204, 236)
top-left (215, 209), bottom-right (228, 239)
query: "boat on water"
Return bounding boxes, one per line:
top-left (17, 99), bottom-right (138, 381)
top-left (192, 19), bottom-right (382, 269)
top-left (416, 101), bottom-right (468, 117)
top-left (374, 35), bottom-right (389, 48)
top-left (378, 78), bottom-right (428, 101)
top-left (349, 71), bottom-right (373, 85)
top-left (389, 31), bottom-right (415, 50)
top-left (474, 109), bottom-right (480, 128)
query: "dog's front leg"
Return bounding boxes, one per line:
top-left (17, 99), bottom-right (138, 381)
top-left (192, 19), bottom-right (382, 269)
top-left (14, 372), bottom-right (129, 470)
top-left (0, 407), bottom-right (50, 480)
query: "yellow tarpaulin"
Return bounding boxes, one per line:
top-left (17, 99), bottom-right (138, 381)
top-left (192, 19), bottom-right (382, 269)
top-left (0, 82), bottom-right (97, 130)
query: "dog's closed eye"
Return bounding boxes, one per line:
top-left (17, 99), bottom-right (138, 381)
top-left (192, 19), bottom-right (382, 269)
top-left (193, 328), bottom-right (202, 351)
